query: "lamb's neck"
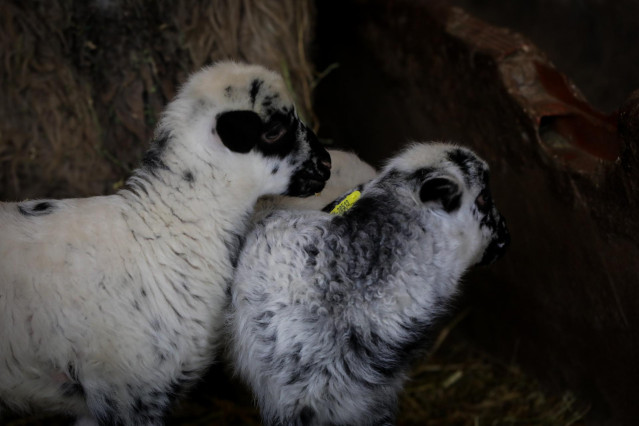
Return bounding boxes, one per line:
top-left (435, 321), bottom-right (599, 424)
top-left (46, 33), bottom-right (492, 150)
top-left (333, 196), bottom-right (466, 319)
top-left (119, 163), bottom-right (260, 240)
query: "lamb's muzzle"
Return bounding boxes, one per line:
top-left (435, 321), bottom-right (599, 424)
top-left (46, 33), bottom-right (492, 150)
top-left (284, 128), bottom-right (332, 197)
top-left (479, 214), bottom-right (510, 265)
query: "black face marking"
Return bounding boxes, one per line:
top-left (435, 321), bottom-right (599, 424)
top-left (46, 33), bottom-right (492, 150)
top-left (142, 132), bottom-right (171, 172)
top-left (447, 148), bottom-right (484, 185)
top-left (183, 170), bottom-right (195, 183)
top-left (249, 79), bottom-right (263, 106)
top-left (216, 107), bottom-right (331, 195)
top-left (447, 149), bottom-right (471, 178)
top-left (479, 214), bottom-right (510, 265)
top-left (284, 128), bottom-right (331, 197)
top-left (17, 200), bottom-right (56, 217)
top-left (408, 167), bottom-right (435, 182)
top-left (224, 86), bottom-right (233, 97)
top-left (216, 110), bottom-right (297, 156)
top-left (261, 94), bottom-right (280, 116)
top-left (256, 111), bottom-right (296, 157)
top-left (419, 176), bottom-right (461, 212)
top-left (216, 110), bottom-right (262, 153)
top-left (271, 165), bottom-right (279, 175)
top-left (261, 122), bottom-right (287, 144)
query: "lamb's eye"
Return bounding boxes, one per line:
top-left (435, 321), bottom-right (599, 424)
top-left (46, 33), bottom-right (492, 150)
top-left (476, 188), bottom-right (491, 209)
top-left (261, 123), bottom-right (287, 143)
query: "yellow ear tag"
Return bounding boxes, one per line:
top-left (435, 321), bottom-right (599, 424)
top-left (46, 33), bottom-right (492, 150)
top-left (330, 190), bottom-right (361, 215)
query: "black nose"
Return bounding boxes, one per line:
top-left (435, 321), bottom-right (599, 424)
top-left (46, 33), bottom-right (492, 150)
top-left (479, 216), bottom-right (510, 266)
top-left (282, 125), bottom-right (332, 197)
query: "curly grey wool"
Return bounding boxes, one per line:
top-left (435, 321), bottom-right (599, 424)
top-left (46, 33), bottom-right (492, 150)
top-left (228, 142), bottom-right (509, 426)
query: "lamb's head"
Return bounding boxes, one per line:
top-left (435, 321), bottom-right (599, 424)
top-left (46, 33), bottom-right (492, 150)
top-left (147, 61), bottom-right (331, 197)
top-left (377, 142), bottom-right (510, 266)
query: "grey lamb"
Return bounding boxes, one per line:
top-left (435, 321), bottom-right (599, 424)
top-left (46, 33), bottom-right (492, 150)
top-left (227, 142), bottom-right (509, 426)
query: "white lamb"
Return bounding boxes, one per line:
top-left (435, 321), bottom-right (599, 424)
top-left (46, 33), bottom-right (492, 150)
top-left (228, 142), bottom-right (510, 426)
top-left (0, 61), bottom-right (331, 424)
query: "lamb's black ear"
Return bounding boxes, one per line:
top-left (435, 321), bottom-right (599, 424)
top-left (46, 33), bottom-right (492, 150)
top-left (216, 110), bottom-right (263, 153)
top-left (419, 176), bottom-right (462, 212)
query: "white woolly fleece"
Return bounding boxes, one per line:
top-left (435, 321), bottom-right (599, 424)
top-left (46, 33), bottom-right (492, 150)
top-left (0, 61), bottom-right (330, 424)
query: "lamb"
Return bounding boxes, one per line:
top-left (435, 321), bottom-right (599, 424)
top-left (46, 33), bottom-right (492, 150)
top-left (227, 142), bottom-right (510, 426)
top-left (0, 61), bottom-right (331, 424)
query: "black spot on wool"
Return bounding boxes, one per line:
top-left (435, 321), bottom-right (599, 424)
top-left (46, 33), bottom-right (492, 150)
top-left (298, 406), bottom-right (316, 426)
top-left (183, 170), bottom-right (195, 183)
top-left (348, 329), bottom-right (371, 357)
top-left (304, 245), bottom-right (319, 268)
top-left (60, 363), bottom-right (85, 397)
top-left (142, 132), bottom-right (171, 172)
top-left (254, 310), bottom-right (275, 329)
top-left (97, 395), bottom-right (119, 424)
top-left (224, 229), bottom-right (247, 268)
top-left (249, 79), bottom-right (263, 106)
top-left (17, 200), bottom-right (56, 216)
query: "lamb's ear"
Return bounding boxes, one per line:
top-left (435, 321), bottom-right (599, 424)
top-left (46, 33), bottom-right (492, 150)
top-left (216, 110), bottom-right (263, 153)
top-left (419, 175), bottom-right (462, 212)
